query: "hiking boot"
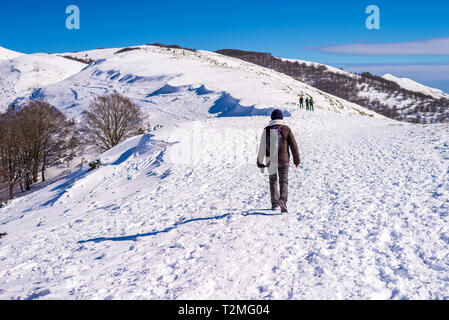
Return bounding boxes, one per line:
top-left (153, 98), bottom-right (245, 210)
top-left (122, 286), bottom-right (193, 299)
top-left (279, 200), bottom-right (288, 213)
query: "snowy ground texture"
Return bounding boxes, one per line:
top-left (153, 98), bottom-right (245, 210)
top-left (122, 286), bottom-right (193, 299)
top-left (1, 112), bottom-right (448, 300)
top-left (0, 45), bottom-right (448, 300)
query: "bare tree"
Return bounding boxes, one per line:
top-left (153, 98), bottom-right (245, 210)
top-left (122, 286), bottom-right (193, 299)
top-left (0, 101), bottom-right (75, 199)
top-left (80, 93), bottom-right (144, 151)
top-left (64, 134), bottom-right (82, 169)
top-left (16, 101), bottom-right (72, 183)
top-left (0, 113), bottom-right (31, 199)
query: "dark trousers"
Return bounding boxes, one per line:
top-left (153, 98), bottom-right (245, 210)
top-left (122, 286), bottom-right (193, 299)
top-left (269, 162), bottom-right (289, 207)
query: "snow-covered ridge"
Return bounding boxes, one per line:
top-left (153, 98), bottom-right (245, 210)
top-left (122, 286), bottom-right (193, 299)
top-left (218, 49), bottom-right (449, 124)
top-left (382, 73), bottom-right (449, 100)
top-left (0, 54), bottom-right (85, 110)
top-left (278, 56), bottom-right (356, 78)
top-left (0, 46), bottom-right (24, 61)
top-left (5, 45), bottom-right (379, 123)
top-left (281, 56), bottom-right (449, 101)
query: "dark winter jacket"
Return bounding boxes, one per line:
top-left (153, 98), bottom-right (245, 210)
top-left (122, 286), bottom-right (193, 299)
top-left (257, 120), bottom-right (301, 168)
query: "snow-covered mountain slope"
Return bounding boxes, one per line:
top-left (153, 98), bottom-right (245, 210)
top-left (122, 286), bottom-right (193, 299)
top-left (217, 50), bottom-right (449, 124)
top-left (1, 111), bottom-right (448, 299)
top-left (0, 46), bottom-right (24, 61)
top-left (383, 73), bottom-right (449, 100)
top-left (0, 54), bottom-right (85, 110)
top-left (279, 56), bottom-right (356, 78)
top-left (6, 45), bottom-right (378, 125)
top-left (58, 47), bottom-right (119, 62)
top-left (1, 45), bottom-right (448, 300)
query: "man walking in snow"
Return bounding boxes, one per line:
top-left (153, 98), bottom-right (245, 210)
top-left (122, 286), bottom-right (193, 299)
top-left (305, 97), bottom-right (310, 111)
top-left (257, 109), bottom-right (301, 213)
top-left (299, 96), bottom-right (304, 109)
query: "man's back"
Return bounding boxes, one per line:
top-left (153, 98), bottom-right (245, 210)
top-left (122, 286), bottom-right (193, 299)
top-left (264, 123), bottom-right (301, 165)
top-left (257, 109), bottom-right (301, 213)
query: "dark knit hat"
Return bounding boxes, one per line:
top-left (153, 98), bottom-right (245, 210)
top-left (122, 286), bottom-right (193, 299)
top-left (271, 109), bottom-right (284, 120)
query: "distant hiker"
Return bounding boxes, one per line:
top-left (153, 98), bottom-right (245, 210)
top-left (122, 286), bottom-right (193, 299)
top-left (257, 109), bottom-right (301, 213)
top-left (305, 97), bottom-right (310, 111)
top-left (299, 96), bottom-right (304, 109)
top-left (309, 97), bottom-right (314, 111)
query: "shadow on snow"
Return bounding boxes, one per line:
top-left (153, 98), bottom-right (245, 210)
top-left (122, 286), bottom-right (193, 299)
top-left (78, 209), bottom-right (282, 244)
top-left (40, 168), bottom-right (90, 207)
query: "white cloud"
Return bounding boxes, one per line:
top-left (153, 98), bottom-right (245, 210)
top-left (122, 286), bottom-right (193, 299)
top-left (309, 37), bottom-right (449, 55)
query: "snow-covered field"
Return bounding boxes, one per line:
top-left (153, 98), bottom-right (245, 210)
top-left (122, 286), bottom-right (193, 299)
top-left (1, 111), bottom-right (448, 300)
top-left (0, 45), bottom-right (448, 300)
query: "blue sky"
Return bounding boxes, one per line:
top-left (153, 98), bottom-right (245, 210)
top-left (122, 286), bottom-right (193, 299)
top-left (2, 0), bottom-right (449, 91)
